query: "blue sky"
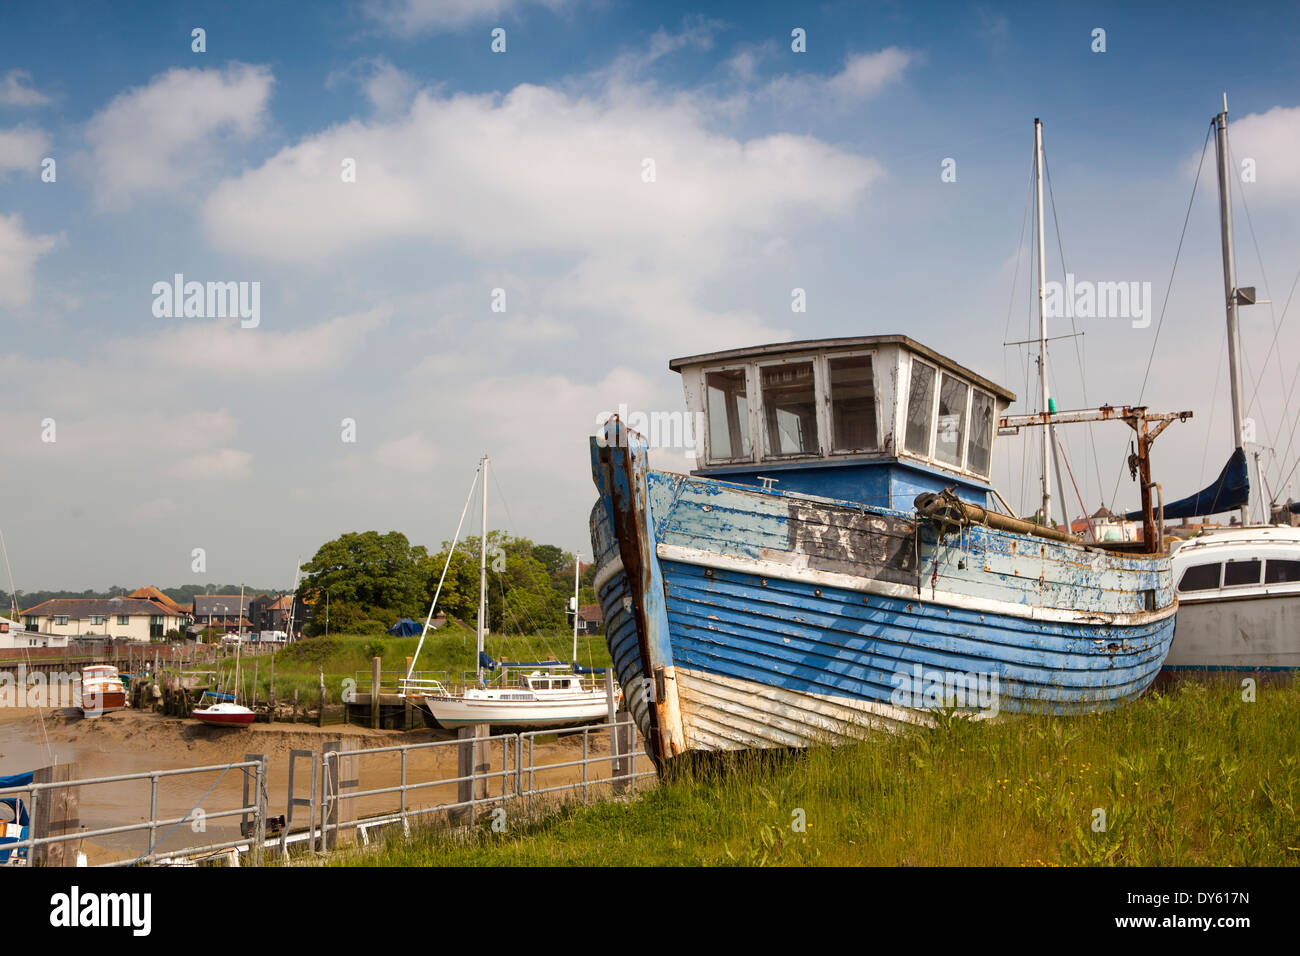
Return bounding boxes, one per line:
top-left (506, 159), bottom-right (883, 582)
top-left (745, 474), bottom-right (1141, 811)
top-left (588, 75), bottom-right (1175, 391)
top-left (2, 0), bottom-right (1299, 591)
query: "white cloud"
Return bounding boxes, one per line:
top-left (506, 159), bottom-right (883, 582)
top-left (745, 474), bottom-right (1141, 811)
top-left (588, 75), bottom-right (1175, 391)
top-left (365, 0), bottom-right (577, 34)
top-left (168, 448), bottom-right (252, 480)
top-left (0, 69), bottom-right (50, 107)
top-left (202, 82), bottom-right (880, 264)
top-left (373, 431), bottom-right (438, 473)
top-left (138, 306), bottom-right (391, 376)
top-left (0, 213), bottom-right (57, 308)
top-left (84, 64), bottom-right (273, 210)
top-left (363, 60), bottom-right (418, 116)
top-left (763, 48), bottom-right (913, 110)
top-left (0, 126), bottom-right (50, 174)
top-left (1227, 105), bottom-right (1300, 201)
top-left (132, 497), bottom-right (178, 519)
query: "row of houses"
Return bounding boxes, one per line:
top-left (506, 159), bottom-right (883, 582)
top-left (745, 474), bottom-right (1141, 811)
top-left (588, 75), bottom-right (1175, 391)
top-left (7, 587), bottom-right (302, 646)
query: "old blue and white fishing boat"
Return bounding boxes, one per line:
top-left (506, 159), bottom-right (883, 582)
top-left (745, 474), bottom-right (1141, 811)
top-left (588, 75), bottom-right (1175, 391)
top-left (588, 121), bottom-right (1193, 765)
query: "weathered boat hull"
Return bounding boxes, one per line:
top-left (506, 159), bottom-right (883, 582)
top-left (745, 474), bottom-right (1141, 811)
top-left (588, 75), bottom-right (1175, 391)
top-left (590, 426), bottom-right (1176, 762)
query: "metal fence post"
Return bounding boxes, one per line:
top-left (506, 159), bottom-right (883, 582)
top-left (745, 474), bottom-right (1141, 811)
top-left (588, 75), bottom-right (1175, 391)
top-left (251, 755), bottom-right (267, 865)
top-left (148, 773), bottom-right (160, 862)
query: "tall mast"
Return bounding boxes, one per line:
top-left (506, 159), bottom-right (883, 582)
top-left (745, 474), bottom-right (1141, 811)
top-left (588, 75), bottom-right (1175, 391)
top-left (1213, 94), bottom-right (1250, 526)
top-left (571, 550), bottom-right (581, 664)
top-left (1034, 118), bottom-right (1055, 526)
top-left (476, 454), bottom-right (489, 682)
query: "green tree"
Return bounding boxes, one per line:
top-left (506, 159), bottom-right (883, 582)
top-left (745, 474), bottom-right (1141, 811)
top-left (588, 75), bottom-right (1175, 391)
top-left (297, 531), bottom-right (427, 636)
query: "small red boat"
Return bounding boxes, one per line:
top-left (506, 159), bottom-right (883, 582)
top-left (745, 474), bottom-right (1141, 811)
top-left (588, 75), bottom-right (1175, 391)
top-left (191, 694), bottom-right (255, 727)
top-left (80, 665), bottom-right (127, 718)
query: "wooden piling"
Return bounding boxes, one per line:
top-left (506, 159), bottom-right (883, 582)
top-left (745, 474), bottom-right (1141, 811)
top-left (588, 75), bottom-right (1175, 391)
top-left (318, 671), bottom-right (326, 728)
top-left (453, 724), bottom-right (490, 826)
top-left (370, 656), bottom-right (382, 729)
top-left (31, 763), bottom-right (79, 866)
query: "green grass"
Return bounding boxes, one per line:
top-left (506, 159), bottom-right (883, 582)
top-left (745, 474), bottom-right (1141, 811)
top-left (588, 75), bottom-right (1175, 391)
top-left (329, 679), bottom-right (1300, 866)
top-left (213, 628), bottom-right (612, 705)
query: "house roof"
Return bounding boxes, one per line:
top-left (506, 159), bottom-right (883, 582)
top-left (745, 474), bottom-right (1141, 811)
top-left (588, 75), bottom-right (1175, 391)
top-left (20, 597), bottom-right (180, 618)
top-left (193, 594), bottom-right (254, 615)
top-left (128, 586), bottom-right (188, 615)
top-left (576, 604), bottom-right (603, 622)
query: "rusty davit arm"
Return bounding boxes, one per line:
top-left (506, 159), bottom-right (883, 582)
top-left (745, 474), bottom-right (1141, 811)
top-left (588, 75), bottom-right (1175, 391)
top-left (596, 416), bottom-right (686, 765)
top-left (998, 404), bottom-right (1193, 553)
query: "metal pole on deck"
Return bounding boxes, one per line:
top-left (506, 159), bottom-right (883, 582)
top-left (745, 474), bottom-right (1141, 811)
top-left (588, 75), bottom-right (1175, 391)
top-left (476, 454), bottom-right (489, 683)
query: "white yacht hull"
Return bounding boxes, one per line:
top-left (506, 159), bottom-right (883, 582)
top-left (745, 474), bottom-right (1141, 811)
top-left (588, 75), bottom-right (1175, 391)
top-left (1167, 593), bottom-right (1300, 672)
top-left (417, 693), bottom-right (611, 729)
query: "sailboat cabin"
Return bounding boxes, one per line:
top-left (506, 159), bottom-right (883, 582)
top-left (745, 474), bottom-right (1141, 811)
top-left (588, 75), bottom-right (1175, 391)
top-left (670, 335), bottom-right (1016, 511)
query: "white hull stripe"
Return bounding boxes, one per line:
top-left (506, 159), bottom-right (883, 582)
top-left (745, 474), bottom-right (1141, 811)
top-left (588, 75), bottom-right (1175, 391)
top-left (592, 554), bottom-right (625, 596)
top-left (656, 543), bottom-right (1177, 628)
top-left (674, 667), bottom-right (990, 751)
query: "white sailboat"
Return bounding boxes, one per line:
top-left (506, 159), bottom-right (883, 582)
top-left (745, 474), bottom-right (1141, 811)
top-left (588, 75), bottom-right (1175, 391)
top-left (402, 454), bottom-right (616, 729)
top-left (1167, 95), bottom-right (1300, 673)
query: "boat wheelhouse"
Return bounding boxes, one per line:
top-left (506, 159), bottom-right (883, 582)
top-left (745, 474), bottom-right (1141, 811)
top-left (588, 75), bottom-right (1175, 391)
top-left (590, 333), bottom-right (1184, 764)
top-left (674, 335), bottom-right (1013, 509)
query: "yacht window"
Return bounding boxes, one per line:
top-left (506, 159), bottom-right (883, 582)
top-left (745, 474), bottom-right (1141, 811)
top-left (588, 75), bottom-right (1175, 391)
top-left (761, 361), bottom-right (818, 456)
top-left (904, 362), bottom-right (936, 457)
top-left (1177, 563), bottom-right (1221, 592)
top-left (1264, 559), bottom-right (1300, 584)
top-left (705, 368), bottom-right (751, 461)
top-left (967, 390), bottom-right (995, 476)
top-left (534, 680), bottom-right (550, 690)
top-left (1223, 560), bottom-right (1261, 587)
top-left (828, 355), bottom-right (878, 452)
top-left (935, 374), bottom-right (969, 467)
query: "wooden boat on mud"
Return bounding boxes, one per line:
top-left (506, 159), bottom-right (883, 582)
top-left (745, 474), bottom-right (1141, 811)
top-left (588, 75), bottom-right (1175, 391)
top-left (79, 664), bottom-right (127, 718)
top-left (191, 692), bottom-right (255, 727)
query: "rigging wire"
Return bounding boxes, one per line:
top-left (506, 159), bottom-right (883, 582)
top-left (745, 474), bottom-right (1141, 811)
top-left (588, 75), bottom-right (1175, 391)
top-left (1043, 146), bottom-right (1104, 507)
top-left (1106, 121), bottom-right (1214, 515)
top-left (405, 461), bottom-right (481, 682)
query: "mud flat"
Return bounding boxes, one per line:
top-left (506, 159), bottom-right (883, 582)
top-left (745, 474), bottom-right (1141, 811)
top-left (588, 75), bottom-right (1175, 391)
top-left (0, 706), bottom-right (647, 864)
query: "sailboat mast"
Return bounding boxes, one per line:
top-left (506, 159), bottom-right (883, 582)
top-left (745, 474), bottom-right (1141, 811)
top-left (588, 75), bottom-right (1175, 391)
top-left (572, 550), bottom-right (581, 664)
top-left (1213, 94), bottom-right (1250, 526)
top-left (476, 454), bottom-right (489, 683)
top-left (1033, 118), bottom-right (1055, 526)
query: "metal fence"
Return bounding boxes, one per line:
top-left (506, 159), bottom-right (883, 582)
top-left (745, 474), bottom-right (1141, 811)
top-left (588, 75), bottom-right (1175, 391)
top-left (0, 718), bottom-right (654, 867)
top-left (0, 759), bottom-right (267, 867)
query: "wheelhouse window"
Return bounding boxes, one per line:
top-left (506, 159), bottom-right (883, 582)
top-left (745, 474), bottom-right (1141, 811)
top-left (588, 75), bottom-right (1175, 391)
top-left (761, 361), bottom-right (818, 457)
top-left (828, 355), bottom-right (878, 452)
top-left (704, 368), bottom-right (751, 461)
top-left (1223, 560), bottom-right (1261, 587)
top-left (904, 361), bottom-right (936, 457)
top-left (1178, 563), bottom-right (1221, 592)
top-left (967, 390), bottom-right (995, 477)
top-left (935, 374), bottom-right (969, 467)
top-left (1265, 559), bottom-right (1300, 584)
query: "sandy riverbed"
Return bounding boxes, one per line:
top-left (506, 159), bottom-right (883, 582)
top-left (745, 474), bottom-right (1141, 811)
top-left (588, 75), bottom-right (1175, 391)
top-left (0, 706), bottom-right (649, 864)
